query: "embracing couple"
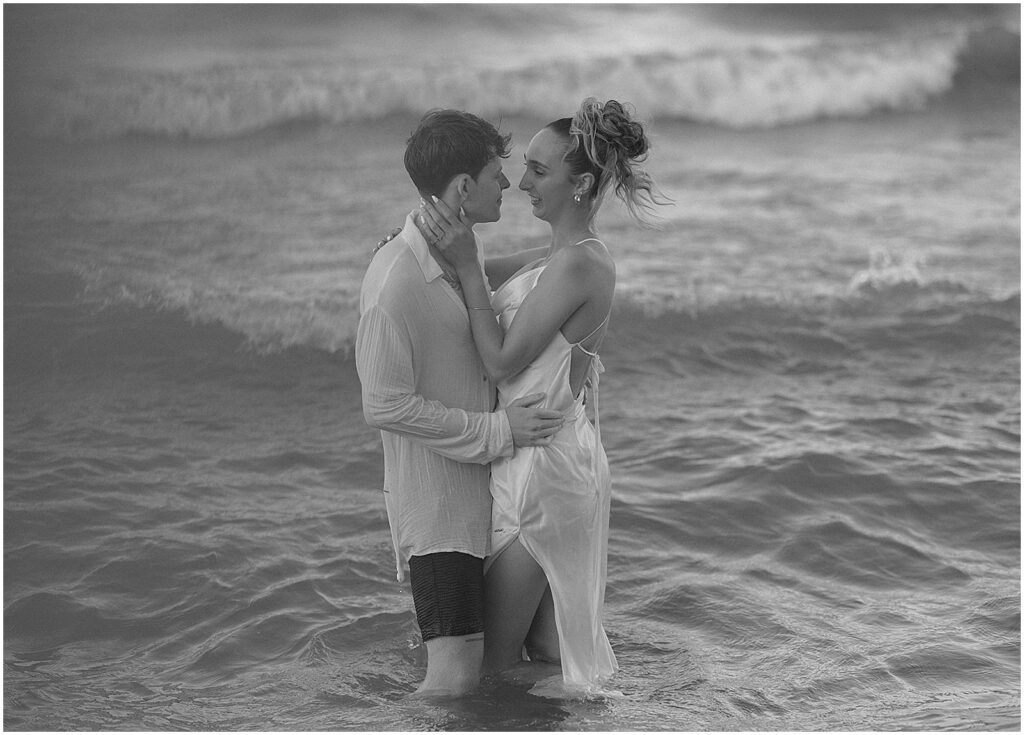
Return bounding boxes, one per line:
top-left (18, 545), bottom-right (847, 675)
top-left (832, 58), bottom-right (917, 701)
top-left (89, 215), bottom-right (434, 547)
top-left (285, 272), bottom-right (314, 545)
top-left (355, 98), bottom-right (666, 698)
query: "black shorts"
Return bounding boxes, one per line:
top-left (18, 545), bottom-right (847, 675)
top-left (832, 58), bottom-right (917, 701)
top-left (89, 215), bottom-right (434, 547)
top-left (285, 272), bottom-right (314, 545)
top-left (408, 552), bottom-right (484, 643)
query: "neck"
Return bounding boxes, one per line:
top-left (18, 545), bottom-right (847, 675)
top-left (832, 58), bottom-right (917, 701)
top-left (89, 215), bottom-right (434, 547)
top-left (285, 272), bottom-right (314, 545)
top-left (417, 190), bottom-right (476, 226)
top-left (547, 211), bottom-right (595, 253)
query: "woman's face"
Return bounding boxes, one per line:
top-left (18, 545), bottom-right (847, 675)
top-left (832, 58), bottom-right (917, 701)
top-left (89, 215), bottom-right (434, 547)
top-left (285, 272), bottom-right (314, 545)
top-left (519, 128), bottom-right (577, 222)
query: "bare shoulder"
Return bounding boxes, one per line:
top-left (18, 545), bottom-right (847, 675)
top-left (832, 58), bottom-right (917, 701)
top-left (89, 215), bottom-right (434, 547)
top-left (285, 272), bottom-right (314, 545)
top-left (548, 238), bottom-right (615, 284)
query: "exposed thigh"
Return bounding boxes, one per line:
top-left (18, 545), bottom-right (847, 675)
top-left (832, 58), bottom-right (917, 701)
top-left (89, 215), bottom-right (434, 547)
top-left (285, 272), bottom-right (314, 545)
top-left (482, 539), bottom-right (549, 671)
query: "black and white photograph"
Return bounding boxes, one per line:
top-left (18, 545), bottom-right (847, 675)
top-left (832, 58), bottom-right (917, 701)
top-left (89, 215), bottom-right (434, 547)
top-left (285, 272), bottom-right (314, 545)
top-left (4, 2), bottom-right (1020, 730)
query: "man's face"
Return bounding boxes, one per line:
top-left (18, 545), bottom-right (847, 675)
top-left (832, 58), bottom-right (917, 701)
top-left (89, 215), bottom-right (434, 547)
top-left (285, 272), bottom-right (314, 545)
top-left (462, 157), bottom-right (511, 224)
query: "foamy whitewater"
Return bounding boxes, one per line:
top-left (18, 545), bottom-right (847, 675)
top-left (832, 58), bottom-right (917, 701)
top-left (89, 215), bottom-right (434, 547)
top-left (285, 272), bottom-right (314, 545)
top-left (4, 4), bottom-right (1020, 730)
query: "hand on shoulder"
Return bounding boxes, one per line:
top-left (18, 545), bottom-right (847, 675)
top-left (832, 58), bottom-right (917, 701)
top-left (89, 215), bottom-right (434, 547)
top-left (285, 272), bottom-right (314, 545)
top-left (374, 226), bottom-right (403, 254)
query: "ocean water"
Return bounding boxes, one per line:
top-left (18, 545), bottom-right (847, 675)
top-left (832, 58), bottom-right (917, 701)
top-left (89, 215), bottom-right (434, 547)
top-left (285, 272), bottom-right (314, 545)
top-left (4, 4), bottom-right (1020, 731)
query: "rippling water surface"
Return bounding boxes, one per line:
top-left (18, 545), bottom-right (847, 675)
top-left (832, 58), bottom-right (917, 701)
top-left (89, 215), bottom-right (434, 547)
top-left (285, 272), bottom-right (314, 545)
top-left (5, 3), bottom-right (1020, 731)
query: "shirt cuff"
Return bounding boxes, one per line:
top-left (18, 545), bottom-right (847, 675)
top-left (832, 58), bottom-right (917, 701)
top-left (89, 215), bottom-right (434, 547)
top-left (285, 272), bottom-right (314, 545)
top-left (493, 406), bottom-right (515, 459)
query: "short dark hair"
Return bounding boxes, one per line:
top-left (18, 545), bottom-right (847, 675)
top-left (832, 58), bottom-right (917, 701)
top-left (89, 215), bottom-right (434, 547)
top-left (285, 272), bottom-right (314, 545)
top-left (404, 109), bottom-right (511, 196)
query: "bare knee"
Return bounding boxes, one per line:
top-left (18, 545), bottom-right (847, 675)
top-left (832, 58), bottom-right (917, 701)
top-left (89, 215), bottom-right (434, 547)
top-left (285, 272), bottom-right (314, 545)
top-left (482, 541), bottom-right (551, 674)
top-left (523, 586), bottom-right (560, 665)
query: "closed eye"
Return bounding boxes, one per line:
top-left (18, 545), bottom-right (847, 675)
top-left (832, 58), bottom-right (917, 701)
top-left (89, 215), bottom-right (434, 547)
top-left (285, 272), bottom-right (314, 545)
top-left (523, 156), bottom-right (546, 174)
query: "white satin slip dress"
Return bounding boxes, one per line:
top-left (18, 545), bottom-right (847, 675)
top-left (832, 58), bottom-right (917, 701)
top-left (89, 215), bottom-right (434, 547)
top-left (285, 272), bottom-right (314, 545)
top-left (486, 240), bottom-right (618, 695)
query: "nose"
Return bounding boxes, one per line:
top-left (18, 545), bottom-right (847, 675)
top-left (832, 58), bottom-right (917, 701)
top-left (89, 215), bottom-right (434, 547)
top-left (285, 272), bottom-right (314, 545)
top-left (500, 173), bottom-right (511, 191)
top-left (518, 171), bottom-right (529, 191)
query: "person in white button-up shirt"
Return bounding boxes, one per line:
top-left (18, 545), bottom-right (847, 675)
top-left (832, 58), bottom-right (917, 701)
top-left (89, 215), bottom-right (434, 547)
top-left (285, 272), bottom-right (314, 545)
top-left (356, 109), bottom-right (563, 698)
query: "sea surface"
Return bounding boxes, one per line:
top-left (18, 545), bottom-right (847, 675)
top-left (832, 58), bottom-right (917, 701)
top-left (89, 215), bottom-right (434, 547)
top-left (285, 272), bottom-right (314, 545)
top-left (4, 4), bottom-right (1020, 731)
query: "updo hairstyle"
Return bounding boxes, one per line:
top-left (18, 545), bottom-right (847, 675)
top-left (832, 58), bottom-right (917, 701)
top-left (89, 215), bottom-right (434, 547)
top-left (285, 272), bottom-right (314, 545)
top-left (548, 98), bottom-right (669, 226)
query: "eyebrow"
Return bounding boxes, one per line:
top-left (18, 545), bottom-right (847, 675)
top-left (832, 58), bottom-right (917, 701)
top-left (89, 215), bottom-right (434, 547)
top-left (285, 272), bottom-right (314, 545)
top-left (523, 155), bottom-right (547, 170)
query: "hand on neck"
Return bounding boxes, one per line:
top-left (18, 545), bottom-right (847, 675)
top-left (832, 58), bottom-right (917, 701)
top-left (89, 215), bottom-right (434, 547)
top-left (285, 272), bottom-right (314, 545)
top-left (419, 183), bottom-right (475, 227)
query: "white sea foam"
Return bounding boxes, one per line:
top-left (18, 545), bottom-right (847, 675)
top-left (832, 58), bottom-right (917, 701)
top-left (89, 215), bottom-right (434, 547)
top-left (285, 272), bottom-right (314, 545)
top-left (10, 21), bottom-right (1013, 140)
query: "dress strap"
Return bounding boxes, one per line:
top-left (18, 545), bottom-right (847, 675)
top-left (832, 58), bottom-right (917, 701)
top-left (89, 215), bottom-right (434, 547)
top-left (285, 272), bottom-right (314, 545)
top-left (568, 237), bottom-right (610, 355)
top-left (568, 237), bottom-right (610, 463)
top-left (573, 309), bottom-right (610, 468)
top-left (573, 311), bottom-right (611, 356)
top-left (584, 353), bottom-right (605, 470)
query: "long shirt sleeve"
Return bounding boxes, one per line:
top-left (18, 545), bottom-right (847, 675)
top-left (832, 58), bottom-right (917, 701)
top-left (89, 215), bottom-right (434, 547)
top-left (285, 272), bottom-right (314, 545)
top-left (356, 304), bottom-right (513, 464)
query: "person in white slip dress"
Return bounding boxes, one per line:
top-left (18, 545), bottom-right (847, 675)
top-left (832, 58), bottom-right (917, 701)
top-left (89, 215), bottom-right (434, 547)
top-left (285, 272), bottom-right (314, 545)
top-left (418, 98), bottom-right (670, 696)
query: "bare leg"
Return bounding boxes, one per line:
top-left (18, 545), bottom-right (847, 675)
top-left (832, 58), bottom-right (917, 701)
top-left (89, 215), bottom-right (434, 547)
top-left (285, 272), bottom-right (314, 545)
top-left (413, 633), bottom-right (484, 698)
top-left (525, 585), bottom-right (561, 664)
top-left (482, 539), bottom-right (549, 674)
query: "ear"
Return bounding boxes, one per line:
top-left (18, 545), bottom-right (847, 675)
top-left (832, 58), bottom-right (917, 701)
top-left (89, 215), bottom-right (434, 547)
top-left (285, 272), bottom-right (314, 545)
top-left (574, 172), bottom-right (595, 200)
top-left (441, 174), bottom-right (472, 204)
top-left (454, 173), bottom-right (472, 200)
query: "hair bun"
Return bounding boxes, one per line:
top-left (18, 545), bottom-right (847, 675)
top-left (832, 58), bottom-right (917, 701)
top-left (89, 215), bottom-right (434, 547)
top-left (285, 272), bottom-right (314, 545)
top-left (574, 98), bottom-right (649, 161)
top-left (617, 119), bottom-right (649, 160)
top-left (560, 96), bottom-right (670, 226)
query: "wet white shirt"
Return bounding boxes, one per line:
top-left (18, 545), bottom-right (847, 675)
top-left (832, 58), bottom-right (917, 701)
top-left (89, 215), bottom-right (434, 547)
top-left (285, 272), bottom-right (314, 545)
top-left (355, 212), bottom-right (513, 581)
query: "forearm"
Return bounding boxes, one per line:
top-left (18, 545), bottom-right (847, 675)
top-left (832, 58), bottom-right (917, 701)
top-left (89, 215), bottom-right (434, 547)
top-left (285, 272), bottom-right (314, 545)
top-left (485, 246), bottom-right (548, 291)
top-left (355, 304), bottom-right (513, 463)
top-left (361, 387), bottom-right (513, 463)
top-left (459, 266), bottom-right (518, 382)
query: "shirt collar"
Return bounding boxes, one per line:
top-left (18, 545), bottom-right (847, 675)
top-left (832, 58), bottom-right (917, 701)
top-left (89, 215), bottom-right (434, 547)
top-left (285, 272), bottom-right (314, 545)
top-left (401, 211), bottom-right (446, 284)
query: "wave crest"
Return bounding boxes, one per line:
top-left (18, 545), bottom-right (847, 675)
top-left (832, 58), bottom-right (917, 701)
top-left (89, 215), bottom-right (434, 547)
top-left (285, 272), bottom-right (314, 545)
top-left (13, 25), bottom-right (1014, 140)
top-left (76, 266), bottom-right (1019, 361)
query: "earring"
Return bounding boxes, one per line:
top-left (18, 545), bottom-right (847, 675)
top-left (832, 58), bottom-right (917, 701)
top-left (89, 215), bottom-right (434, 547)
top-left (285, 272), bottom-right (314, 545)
top-left (574, 193), bottom-right (582, 204)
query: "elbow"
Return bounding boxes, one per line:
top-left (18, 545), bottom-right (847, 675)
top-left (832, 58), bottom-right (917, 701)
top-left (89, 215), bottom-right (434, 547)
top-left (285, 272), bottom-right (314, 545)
top-left (362, 396), bottom-right (397, 431)
top-left (486, 368), bottom-right (512, 385)
top-left (482, 365), bottom-right (504, 384)
top-left (362, 393), bottom-right (422, 433)
top-left (362, 404), bottom-right (386, 430)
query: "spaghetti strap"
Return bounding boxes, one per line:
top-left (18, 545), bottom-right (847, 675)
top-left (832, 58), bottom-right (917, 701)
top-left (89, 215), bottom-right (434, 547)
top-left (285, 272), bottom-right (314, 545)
top-left (571, 237), bottom-right (609, 259)
top-left (573, 311), bottom-right (611, 355)
top-left (568, 237), bottom-right (610, 356)
top-left (573, 309), bottom-right (610, 462)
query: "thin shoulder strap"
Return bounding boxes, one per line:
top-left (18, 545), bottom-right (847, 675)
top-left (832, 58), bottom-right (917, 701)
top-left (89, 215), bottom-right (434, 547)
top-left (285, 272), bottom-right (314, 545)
top-left (574, 311), bottom-right (611, 356)
top-left (569, 237), bottom-right (611, 356)
top-left (566, 237), bottom-right (611, 461)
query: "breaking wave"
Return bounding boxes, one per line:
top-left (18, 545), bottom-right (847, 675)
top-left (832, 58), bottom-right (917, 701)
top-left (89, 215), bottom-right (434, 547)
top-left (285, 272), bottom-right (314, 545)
top-left (10, 25), bottom-right (1018, 140)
